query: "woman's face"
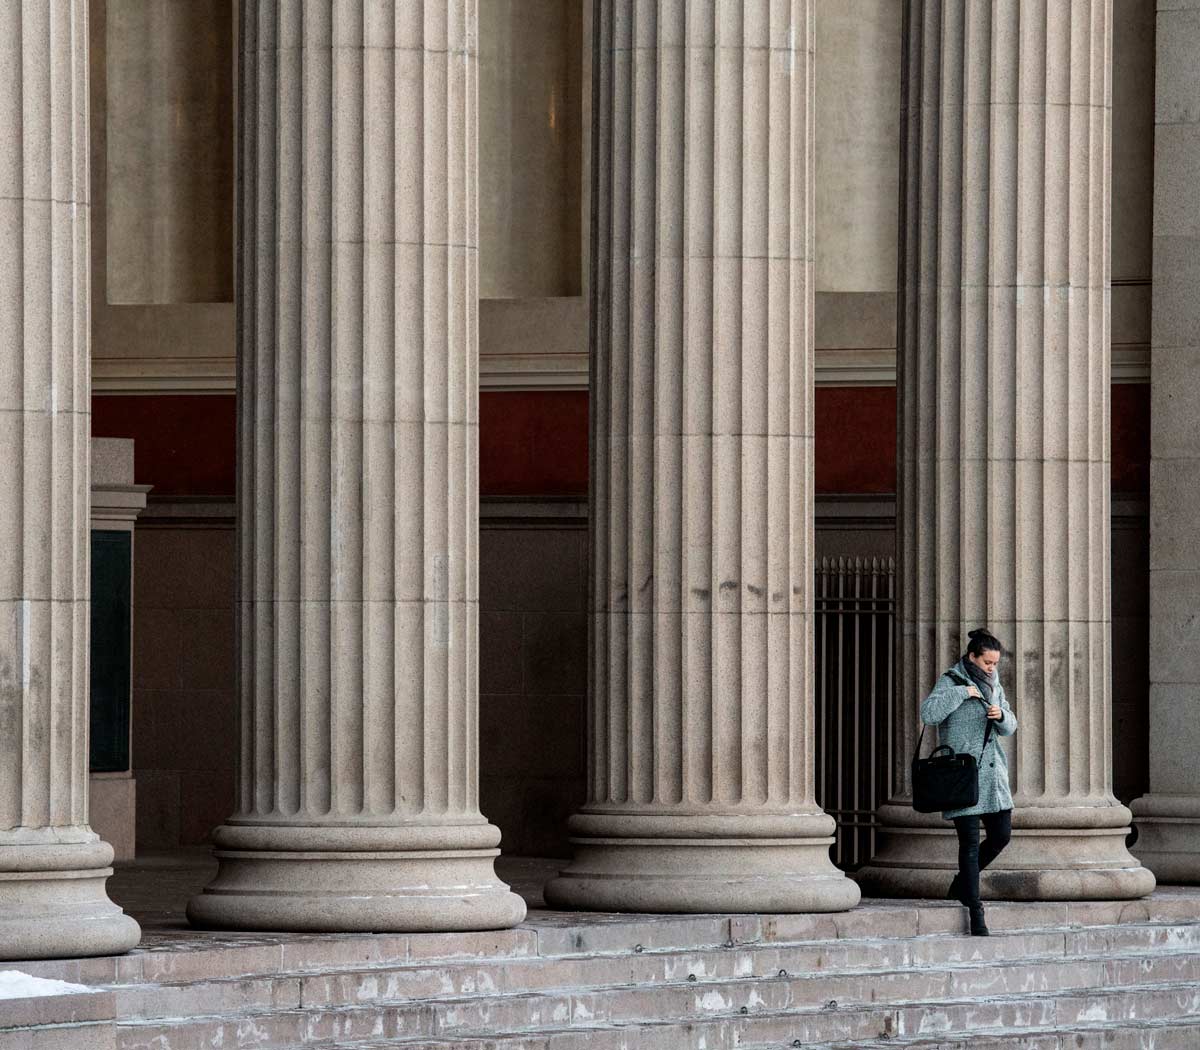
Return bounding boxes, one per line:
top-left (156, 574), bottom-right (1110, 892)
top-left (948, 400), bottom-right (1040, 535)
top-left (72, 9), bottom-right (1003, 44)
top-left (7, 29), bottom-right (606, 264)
top-left (969, 648), bottom-right (1000, 676)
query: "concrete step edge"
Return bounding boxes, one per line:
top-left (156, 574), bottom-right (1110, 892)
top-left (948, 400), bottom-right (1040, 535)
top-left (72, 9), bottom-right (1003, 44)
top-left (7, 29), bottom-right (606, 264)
top-left (107, 941), bottom-right (1200, 1019)
top-left (789, 1016), bottom-right (1200, 1050)
top-left (103, 918), bottom-right (1200, 993)
top-left (269, 1014), bottom-right (1200, 1050)
top-left (112, 974), bottom-right (1200, 1035)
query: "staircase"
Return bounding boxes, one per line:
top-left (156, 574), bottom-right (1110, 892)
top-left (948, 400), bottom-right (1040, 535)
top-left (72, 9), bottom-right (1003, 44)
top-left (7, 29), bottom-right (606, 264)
top-left (6, 893), bottom-right (1200, 1049)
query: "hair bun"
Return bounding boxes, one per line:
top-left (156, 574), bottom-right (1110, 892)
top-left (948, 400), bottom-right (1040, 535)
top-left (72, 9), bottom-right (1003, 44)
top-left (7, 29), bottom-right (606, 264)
top-left (968, 627), bottom-right (987, 639)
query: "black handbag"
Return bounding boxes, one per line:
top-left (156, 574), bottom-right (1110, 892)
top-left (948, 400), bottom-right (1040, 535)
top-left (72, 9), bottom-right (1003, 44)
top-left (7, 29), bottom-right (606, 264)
top-left (911, 671), bottom-right (994, 814)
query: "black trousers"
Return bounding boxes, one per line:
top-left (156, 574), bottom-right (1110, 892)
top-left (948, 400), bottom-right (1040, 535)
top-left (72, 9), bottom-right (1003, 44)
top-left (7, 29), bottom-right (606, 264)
top-left (952, 809), bottom-right (1012, 905)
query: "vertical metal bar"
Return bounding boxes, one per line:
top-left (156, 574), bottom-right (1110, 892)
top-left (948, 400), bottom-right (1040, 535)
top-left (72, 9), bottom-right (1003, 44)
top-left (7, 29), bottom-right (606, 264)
top-left (867, 557), bottom-right (879, 865)
top-left (812, 555), bottom-right (900, 872)
top-left (840, 554), bottom-right (849, 868)
top-left (851, 559), bottom-right (862, 866)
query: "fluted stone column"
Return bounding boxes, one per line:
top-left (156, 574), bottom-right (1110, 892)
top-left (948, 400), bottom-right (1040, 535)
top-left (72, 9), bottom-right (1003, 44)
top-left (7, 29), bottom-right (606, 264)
top-left (187, 1), bottom-right (525, 932)
top-left (0, 2), bottom-right (141, 958)
top-left (1130, 0), bottom-right (1200, 882)
top-left (858, 0), bottom-right (1153, 900)
top-left (544, 1), bottom-right (858, 914)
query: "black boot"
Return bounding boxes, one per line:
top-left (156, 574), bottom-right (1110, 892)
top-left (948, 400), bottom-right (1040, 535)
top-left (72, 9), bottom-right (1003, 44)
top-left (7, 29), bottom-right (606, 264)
top-left (968, 903), bottom-right (989, 937)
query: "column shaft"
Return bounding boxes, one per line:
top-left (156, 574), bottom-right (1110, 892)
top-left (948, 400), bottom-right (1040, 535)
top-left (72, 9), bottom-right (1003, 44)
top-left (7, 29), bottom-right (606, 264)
top-left (0, 1), bottom-right (140, 958)
top-left (1130, 0), bottom-right (1200, 881)
top-left (545, 0), bottom-right (858, 913)
top-left (859, 0), bottom-right (1152, 900)
top-left (187, 0), bottom-right (524, 932)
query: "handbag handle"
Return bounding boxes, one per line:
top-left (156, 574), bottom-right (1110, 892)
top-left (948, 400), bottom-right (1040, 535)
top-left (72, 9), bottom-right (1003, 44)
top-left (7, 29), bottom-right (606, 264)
top-left (912, 669), bottom-right (997, 764)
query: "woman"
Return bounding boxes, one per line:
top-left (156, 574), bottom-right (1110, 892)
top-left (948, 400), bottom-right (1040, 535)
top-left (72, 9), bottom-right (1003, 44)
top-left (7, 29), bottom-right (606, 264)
top-left (920, 627), bottom-right (1018, 936)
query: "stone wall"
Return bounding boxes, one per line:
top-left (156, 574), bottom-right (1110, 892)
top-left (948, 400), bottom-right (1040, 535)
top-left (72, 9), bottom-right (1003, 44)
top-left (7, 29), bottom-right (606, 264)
top-left (132, 524), bottom-right (236, 850)
top-left (479, 517), bottom-right (588, 859)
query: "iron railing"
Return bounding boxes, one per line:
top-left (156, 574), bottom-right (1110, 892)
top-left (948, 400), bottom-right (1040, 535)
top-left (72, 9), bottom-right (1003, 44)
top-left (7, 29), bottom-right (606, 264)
top-left (814, 556), bottom-right (896, 870)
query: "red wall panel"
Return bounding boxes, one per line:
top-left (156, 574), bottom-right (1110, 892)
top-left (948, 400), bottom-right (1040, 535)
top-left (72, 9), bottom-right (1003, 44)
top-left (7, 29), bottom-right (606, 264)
top-left (815, 387), bottom-right (897, 494)
top-left (92, 395), bottom-right (237, 497)
top-left (1111, 383), bottom-right (1150, 495)
top-left (92, 384), bottom-right (1150, 500)
top-left (479, 390), bottom-right (589, 496)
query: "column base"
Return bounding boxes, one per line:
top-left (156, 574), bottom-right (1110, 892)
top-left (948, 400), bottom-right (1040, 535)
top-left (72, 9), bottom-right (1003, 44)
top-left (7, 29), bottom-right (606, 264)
top-left (1130, 794), bottom-right (1200, 884)
top-left (0, 833), bottom-right (141, 960)
top-left (544, 810), bottom-right (861, 913)
top-left (186, 821), bottom-right (527, 932)
top-left (856, 803), bottom-right (1156, 901)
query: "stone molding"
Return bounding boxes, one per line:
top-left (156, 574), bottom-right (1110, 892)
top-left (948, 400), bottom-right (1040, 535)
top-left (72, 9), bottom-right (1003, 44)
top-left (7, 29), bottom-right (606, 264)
top-left (89, 343), bottom-right (1153, 395)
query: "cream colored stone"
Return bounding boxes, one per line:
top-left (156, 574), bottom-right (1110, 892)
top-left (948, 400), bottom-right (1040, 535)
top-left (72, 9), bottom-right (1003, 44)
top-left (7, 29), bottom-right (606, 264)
top-left (815, 0), bottom-right (901, 295)
top-left (187, 1), bottom-right (524, 934)
top-left (546, 0), bottom-right (857, 915)
top-left (0, 0), bottom-right (141, 960)
top-left (88, 0), bottom-right (235, 393)
top-left (478, 0), bottom-right (583, 299)
top-left (859, 0), bottom-right (1153, 901)
top-left (105, 0), bottom-right (234, 304)
top-left (88, 776), bottom-right (136, 863)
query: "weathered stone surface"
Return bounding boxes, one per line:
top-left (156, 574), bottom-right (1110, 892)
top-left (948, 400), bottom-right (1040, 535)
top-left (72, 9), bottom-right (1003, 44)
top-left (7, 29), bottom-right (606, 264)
top-left (18, 857), bottom-right (1200, 1050)
top-left (185, 1), bottom-right (523, 933)
top-left (859, 0), bottom-right (1153, 901)
top-left (545, 0), bottom-right (858, 916)
top-left (0, 0), bottom-right (141, 961)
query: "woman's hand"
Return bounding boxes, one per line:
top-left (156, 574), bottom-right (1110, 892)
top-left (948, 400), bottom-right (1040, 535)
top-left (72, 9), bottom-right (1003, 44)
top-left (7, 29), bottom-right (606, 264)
top-left (966, 685), bottom-right (982, 699)
top-left (986, 705), bottom-right (1003, 720)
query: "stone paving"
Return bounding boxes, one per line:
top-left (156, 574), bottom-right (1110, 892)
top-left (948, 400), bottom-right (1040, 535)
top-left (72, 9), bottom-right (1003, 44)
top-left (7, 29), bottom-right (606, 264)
top-left (4, 853), bottom-right (1200, 1048)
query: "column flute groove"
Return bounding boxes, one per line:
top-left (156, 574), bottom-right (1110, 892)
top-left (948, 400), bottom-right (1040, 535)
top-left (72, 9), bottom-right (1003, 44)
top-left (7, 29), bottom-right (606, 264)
top-left (188, 0), bottom-right (524, 932)
top-left (859, 0), bottom-right (1152, 900)
top-left (0, 0), bottom-right (141, 959)
top-left (546, 0), bottom-right (857, 914)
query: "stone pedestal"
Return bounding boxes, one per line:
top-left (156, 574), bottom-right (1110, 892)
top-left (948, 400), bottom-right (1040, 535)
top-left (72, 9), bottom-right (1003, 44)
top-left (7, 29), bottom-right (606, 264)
top-left (187, 2), bottom-right (524, 932)
top-left (1130, 0), bottom-right (1200, 883)
top-left (0, 2), bottom-right (141, 958)
top-left (545, 1), bottom-right (858, 914)
top-left (858, 0), bottom-right (1153, 901)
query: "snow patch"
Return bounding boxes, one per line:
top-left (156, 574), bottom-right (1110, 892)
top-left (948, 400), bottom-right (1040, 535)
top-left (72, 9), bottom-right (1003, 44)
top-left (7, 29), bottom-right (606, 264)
top-left (0, 971), bottom-right (95, 1000)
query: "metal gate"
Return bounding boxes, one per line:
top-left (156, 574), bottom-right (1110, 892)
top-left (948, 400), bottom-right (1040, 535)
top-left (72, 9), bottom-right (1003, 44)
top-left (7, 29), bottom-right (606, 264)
top-left (813, 556), bottom-right (896, 870)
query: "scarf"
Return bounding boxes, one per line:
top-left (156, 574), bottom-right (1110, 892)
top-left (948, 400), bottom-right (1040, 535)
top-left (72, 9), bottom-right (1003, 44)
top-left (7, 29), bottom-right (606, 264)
top-left (959, 655), bottom-right (994, 704)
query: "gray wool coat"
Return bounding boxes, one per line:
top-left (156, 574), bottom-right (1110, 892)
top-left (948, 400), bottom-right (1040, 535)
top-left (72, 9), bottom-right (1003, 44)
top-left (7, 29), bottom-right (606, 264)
top-left (920, 658), bottom-right (1018, 820)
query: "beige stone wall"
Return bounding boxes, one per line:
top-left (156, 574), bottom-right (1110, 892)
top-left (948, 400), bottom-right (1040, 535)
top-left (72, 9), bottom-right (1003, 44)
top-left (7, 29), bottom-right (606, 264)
top-left (89, 0), bottom-right (235, 394)
top-left (815, 0), bottom-right (901, 296)
top-left (105, 0), bottom-right (234, 304)
top-left (85, 1), bottom-right (1158, 393)
top-left (1112, 0), bottom-right (1156, 371)
top-left (479, 0), bottom-right (584, 299)
top-left (811, 0), bottom-right (1155, 376)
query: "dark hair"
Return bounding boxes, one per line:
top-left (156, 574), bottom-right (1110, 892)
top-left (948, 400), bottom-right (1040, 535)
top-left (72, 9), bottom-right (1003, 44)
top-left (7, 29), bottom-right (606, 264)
top-left (966, 627), bottom-right (1003, 657)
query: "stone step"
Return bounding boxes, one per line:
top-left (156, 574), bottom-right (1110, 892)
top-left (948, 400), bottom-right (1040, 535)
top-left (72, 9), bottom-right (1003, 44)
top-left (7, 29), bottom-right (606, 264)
top-left (115, 971), bottom-right (1200, 1050)
top-left (107, 921), bottom-right (1200, 1022)
top-left (22, 894), bottom-right (1200, 990)
top-left (323, 1025), bottom-right (1200, 1050)
top-left (272, 986), bottom-right (1200, 1050)
top-left (0, 989), bottom-right (116, 1050)
top-left (19, 897), bottom-right (1200, 1050)
top-left (795, 1019), bottom-right (1200, 1050)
